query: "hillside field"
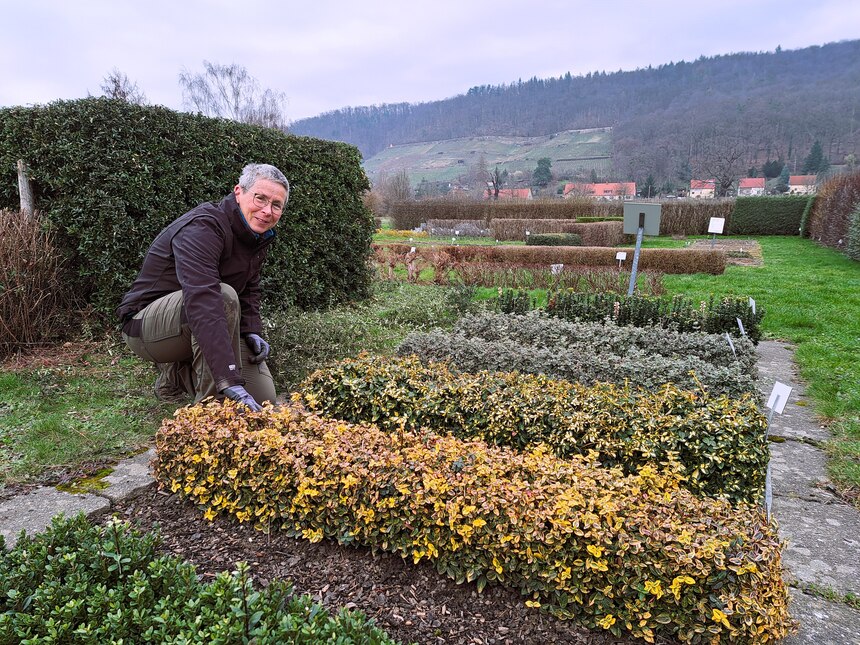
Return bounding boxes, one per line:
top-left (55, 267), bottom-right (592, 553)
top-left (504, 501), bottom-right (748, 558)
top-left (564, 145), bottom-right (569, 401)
top-left (362, 127), bottom-right (612, 188)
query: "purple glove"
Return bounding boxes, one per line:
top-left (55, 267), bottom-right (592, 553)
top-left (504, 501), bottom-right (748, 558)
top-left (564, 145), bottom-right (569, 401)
top-left (221, 385), bottom-right (263, 412)
top-left (244, 333), bottom-right (270, 364)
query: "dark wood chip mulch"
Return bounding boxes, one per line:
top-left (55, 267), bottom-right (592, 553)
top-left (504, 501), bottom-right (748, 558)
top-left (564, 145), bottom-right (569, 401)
top-left (109, 488), bottom-right (648, 645)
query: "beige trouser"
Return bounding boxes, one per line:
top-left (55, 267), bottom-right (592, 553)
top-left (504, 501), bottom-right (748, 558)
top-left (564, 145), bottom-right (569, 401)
top-left (122, 283), bottom-right (276, 404)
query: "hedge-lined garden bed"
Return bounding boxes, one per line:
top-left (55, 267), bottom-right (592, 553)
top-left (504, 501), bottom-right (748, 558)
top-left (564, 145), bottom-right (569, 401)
top-left (300, 354), bottom-right (768, 504)
top-left (154, 401), bottom-right (791, 644)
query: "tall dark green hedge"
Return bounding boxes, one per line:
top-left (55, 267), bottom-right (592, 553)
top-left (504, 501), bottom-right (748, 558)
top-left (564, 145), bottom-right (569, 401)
top-left (730, 196), bottom-right (810, 235)
top-left (0, 98), bottom-right (374, 318)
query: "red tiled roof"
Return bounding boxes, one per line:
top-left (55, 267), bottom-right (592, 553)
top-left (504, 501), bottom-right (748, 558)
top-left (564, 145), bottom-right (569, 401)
top-left (690, 179), bottom-right (716, 190)
top-left (563, 182), bottom-right (634, 196)
top-left (738, 178), bottom-right (765, 189)
top-left (789, 175), bottom-right (816, 186)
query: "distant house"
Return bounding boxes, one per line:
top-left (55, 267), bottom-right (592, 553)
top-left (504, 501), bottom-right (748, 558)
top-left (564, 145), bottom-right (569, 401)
top-left (486, 187), bottom-right (533, 200)
top-left (789, 175), bottom-right (817, 195)
top-left (562, 182), bottom-right (636, 200)
top-left (737, 177), bottom-right (765, 196)
top-left (689, 179), bottom-right (716, 199)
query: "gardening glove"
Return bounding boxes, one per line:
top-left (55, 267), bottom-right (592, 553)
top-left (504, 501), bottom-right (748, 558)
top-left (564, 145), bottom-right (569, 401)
top-left (243, 333), bottom-right (270, 364)
top-left (221, 385), bottom-right (263, 412)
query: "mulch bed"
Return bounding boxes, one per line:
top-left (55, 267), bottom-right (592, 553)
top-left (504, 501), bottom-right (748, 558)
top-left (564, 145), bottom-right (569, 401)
top-left (688, 239), bottom-right (763, 266)
top-left (109, 487), bottom-right (647, 645)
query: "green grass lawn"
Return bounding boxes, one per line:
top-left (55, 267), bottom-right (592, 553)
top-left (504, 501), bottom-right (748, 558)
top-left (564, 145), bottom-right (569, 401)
top-left (0, 345), bottom-right (175, 487)
top-left (661, 237), bottom-right (860, 497)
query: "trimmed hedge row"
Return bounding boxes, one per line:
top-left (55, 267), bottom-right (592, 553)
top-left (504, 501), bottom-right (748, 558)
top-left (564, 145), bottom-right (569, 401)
top-left (154, 401), bottom-right (792, 643)
top-left (658, 200), bottom-right (735, 236)
top-left (451, 313), bottom-right (758, 375)
top-left (300, 354), bottom-right (769, 504)
top-left (525, 233), bottom-right (582, 246)
top-left (490, 219), bottom-right (624, 246)
top-left (0, 514), bottom-right (397, 644)
top-left (389, 198), bottom-right (621, 229)
top-left (546, 292), bottom-right (764, 343)
top-left (730, 196), bottom-right (810, 235)
top-left (396, 330), bottom-right (757, 398)
top-left (0, 98), bottom-right (374, 316)
top-left (378, 243), bottom-right (725, 275)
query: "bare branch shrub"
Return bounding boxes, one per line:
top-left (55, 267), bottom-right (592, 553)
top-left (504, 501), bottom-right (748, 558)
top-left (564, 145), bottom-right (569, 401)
top-left (0, 210), bottom-right (68, 356)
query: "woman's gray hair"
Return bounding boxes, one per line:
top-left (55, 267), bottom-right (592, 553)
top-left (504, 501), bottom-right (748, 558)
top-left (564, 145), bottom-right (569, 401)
top-left (238, 163), bottom-right (290, 202)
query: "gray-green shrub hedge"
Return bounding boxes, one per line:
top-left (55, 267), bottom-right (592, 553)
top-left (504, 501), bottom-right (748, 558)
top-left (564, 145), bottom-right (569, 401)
top-left (0, 98), bottom-right (374, 317)
top-left (451, 312), bottom-right (757, 374)
top-left (397, 330), bottom-right (756, 398)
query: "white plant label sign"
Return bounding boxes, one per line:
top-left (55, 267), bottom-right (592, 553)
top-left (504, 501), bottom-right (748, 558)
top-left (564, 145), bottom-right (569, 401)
top-left (616, 251), bottom-right (627, 261)
top-left (724, 332), bottom-right (737, 357)
top-left (767, 381), bottom-right (793, 414)
top-left (736, 317), bottom-right (746, 336)
top-left (551, 263), bottom-right (564, 275)
top-left (749, 297), bottom-right (756, 315)
top-left (708, 217), bottom-right (725, 234)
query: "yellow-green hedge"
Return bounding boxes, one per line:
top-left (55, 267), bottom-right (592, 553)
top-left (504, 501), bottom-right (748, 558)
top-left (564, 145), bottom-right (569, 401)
top-left (299, 354), bottom-right (768, 505)
top-left (153, 401), bottom-right (793, 643)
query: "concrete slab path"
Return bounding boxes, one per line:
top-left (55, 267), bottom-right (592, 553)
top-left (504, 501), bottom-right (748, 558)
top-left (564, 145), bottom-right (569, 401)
top-left (758, 340), bottom-right (860, 644)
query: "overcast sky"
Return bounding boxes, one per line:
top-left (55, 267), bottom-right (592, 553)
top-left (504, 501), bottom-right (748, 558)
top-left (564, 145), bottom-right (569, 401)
top-left (1, 0), bottom-right (858, 123)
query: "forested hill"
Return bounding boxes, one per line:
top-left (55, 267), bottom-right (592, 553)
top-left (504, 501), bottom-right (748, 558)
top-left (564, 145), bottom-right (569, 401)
top-left (290, 40), bottom-right (860, 183)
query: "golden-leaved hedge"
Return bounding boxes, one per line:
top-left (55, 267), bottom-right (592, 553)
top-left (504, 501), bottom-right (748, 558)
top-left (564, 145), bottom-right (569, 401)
top-left (153, 401), bottom-right (793, 643)
top-left (299, 354), bottom-right (768, 505)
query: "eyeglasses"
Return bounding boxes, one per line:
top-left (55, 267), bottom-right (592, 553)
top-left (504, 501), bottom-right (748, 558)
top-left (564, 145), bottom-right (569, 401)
top-left (251, 192), bottom-right (285, 214)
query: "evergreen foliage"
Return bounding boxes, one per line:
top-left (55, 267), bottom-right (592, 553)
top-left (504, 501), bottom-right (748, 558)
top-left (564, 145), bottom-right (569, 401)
top-left (0, 98), bottom-right (374, 318)
top-left (730, 196), bottom-right (809, 235)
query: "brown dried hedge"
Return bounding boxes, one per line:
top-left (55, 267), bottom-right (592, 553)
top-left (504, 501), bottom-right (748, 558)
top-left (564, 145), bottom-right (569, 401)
top-left (377, 243), bottom-right (725, 275)
top-left (805, 170), bottom-right (860, 251)
top-left (658, 200), bottom-right (735, 236)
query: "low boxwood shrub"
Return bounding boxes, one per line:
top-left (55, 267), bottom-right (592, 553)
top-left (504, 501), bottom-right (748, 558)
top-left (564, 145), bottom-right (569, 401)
top-left (299, 354), bottom-right (768, 504)
top-left (0, 514), bottom-right (397, 644)
top-left (154, 401), bottom-right (793, 643)
top-left (526, 233), bottom-right (582, 246)
top-left (547, 292), bottom-right (764, 343)
top-left (451, 312), bottom-right (758, 375)
top-left (396, 330), bottom-right (756, 398)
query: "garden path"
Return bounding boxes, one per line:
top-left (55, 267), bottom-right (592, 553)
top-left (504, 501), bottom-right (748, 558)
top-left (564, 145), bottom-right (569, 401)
top-left (758, 340), bottom-right (860, 644)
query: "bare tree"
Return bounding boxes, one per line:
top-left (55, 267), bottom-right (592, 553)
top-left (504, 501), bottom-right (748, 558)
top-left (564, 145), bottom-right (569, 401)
top-left (100, 68), bottom-right (147, 104)
top-left (695, 135), bottom-right (749, 196)
top-left (178, 61), bottom-right (287, 129)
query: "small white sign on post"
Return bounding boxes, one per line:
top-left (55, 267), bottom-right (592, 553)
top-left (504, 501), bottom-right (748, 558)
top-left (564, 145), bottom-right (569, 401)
top-left (551, 263), bottom-right (564, 275)
top-left (724, 332), bottom-right (737, 357)
top-left (708, 217), bottom-right (726, 234)
top-left (767, 381), bottom-right (793, 415)
top-left (410, 246), bottom-right (416, 253)
top-left (749, 297), bottom-right (756, 316)
top-left (615, 251), bottom-right (627, 261)
top-left (736, 317), bottom-right (747, 336)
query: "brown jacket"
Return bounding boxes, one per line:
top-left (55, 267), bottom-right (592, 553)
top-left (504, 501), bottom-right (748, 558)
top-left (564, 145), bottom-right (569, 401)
top-left (117, 193), bottom-right (275, 390)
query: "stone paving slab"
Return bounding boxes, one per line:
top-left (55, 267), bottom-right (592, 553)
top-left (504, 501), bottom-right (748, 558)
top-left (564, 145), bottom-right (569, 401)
top-left (0, 487), bottom-right (110, 548)
top-left (100, 448), bottom-right (156, 503)
top-left (770, 439), bottom-right (835, 500)
top-left (782, 590), bottom-right (860, 645)
top-left (775, 493), bottom-right (860, 597)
